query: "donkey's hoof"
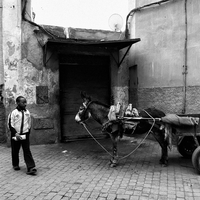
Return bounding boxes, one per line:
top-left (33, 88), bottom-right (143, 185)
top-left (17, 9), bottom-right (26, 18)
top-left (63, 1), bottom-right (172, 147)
top-left (109, 159), bottom-right (118, 167)
top-left (110, 163), bottom-right (117, 168)
top-left (159, 159), bottom-right (168, 167)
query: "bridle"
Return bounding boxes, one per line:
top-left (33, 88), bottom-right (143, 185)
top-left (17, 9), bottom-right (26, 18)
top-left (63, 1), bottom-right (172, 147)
top-left (82, 100), bottom-right (93, 110)
top-left (78, 100), bottom-right (93, 123)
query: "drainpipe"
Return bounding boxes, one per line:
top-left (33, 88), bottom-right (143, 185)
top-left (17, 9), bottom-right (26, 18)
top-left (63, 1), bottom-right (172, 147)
top-left (182, 0), bottom-right (188, 114)
top-left (22, 0), bottom-right (57, 39)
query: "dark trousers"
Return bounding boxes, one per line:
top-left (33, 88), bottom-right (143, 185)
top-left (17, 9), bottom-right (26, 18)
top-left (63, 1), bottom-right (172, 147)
top-left (11, 133), bottom-right (35, 170)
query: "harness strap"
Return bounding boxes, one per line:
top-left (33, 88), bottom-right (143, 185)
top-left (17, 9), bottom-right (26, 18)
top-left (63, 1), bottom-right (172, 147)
top-left (83, 101), bottom-right (93, 109)
top-left (102, 119), bottom-right (121, 133)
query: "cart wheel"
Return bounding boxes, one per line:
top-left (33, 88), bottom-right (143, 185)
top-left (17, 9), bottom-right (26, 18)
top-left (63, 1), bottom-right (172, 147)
top-left (177, 136), bottom-right (197, 158)
top-left (192, 146), bottom-right (200, 174)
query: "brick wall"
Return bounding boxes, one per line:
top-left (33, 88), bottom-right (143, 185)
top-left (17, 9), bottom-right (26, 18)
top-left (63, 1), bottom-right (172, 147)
top-left (130, 86), bottom-right (200, 114)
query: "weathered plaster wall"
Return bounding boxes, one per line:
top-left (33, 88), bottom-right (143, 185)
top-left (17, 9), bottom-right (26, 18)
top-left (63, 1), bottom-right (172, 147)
top-left (0, 0), bottom-right (6, 143)
top-left (43, 25), bottom-right (124, 41)
top-left (0, 0), bottom-right (3, 85)
top-left (112, 50), bottom-right (130, 110)
top-left (67, 27), bottom-right (125, 41)
top-left (2, 0), bottom-right (22, 143)
top-left (2, 0), bottom-right (60, 144)
top-left (21, 22), bottom-right (60, 144)
top-left (128, 0), bottom-right (200, 114)
top-left (3, 0), bottom-right (22, 104)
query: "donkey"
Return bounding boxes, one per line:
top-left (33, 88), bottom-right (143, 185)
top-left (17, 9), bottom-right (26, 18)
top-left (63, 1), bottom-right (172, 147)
top-left (75, 92), bottom-right (168, 167)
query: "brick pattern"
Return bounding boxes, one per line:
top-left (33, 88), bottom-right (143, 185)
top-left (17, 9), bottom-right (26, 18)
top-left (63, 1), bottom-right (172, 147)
top-left (1, 137), bottom-right (200, 199)
top-left (130, 86), bottom-right (200, 114)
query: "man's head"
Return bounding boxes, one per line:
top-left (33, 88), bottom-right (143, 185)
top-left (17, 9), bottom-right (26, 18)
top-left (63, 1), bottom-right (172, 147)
top-left (16, 96), bottom-right (27, 110)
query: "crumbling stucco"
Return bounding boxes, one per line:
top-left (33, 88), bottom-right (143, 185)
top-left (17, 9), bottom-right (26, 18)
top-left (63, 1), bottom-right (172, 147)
top-left (112, 86), bottom-right (129, 109)
top-left (22, 22), bottom-right (46, 70)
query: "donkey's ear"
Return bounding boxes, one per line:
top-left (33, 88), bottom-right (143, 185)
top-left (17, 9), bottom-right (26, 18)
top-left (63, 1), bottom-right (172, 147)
top-left (80, 91), bottom-right (87, 99)
top-left (80, 91), bottom-right (91, 102)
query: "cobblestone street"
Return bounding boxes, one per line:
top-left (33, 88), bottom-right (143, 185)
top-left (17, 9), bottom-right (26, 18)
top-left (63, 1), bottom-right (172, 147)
top-left (1, 136), bottom-right (200, 200)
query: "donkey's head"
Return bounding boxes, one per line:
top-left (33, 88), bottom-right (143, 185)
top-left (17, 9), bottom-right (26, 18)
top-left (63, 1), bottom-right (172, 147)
top-left (75, 91), bottom-right (92, 123)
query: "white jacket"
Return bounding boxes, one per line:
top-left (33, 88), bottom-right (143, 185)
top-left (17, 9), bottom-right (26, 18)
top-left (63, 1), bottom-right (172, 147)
top-left (8, 108), bottom-right (31, 134)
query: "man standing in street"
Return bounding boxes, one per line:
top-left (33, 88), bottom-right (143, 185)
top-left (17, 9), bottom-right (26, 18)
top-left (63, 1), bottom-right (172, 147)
top-left (8, 96), bottom-right (37, 175)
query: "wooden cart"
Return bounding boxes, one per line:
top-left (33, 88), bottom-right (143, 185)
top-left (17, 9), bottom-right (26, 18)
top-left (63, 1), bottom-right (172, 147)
top-left (121, 113), bottom-right (200, 174)
top-left (175, 114), bottom-right (200, 173)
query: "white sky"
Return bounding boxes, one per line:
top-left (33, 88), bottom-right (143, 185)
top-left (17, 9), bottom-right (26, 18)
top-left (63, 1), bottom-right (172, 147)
top-left (32, 0), bottom-right (129, 31)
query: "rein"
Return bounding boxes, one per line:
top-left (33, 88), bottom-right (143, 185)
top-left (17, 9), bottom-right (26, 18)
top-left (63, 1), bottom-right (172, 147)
top-left (118, 109), bottom-right (155, 160)
top-left (80, 122), bottom-right (113, 157)
top-left (80, 109), bottom-right (156, 161)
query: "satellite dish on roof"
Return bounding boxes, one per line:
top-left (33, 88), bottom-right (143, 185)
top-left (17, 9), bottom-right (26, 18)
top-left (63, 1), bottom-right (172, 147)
top-left (108, 13), bottom-right (123, 32)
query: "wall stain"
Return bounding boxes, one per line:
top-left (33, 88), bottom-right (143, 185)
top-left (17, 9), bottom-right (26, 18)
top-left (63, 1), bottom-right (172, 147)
top-left (5, 58), bottom-right (18, 70)
top-left (5, 89), bottom-right (15, 105)
top-left (7, 41), bottom-right (15, 56)
top-left (12, 85), bottom-right (17, 93)
top-left (0, 84), bottom-right (4, 102)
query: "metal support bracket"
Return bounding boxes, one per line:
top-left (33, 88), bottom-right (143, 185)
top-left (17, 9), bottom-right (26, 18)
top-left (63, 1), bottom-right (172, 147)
top-left (43, 43), bottom-right (56, 66)
top-left (107, 45), bottom-right (132, 68)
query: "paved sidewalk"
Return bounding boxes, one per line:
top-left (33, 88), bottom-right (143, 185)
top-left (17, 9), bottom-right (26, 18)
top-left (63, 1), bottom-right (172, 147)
top-left (1, 136), bottom-right (200, 200)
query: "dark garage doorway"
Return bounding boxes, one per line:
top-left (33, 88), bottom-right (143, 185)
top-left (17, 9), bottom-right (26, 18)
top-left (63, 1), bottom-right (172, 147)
top-left (59, 54), bottom-right (110, 141)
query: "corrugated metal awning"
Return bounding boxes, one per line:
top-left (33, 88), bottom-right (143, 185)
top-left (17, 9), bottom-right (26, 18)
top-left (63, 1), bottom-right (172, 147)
top-left (44, 38), bottom-right (141, 67)
top-left (47, 38), bottom-right (140, 50)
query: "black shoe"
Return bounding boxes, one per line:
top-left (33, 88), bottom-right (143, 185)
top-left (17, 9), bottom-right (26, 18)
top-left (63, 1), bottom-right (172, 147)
top-left (26, 167), bottom-right (37, 175)
top-left (13, 166), bottom-right (20, 171)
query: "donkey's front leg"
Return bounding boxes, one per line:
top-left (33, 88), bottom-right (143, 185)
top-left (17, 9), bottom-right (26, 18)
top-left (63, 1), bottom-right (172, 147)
top-left (110, 131), bottom-right (119, 167)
